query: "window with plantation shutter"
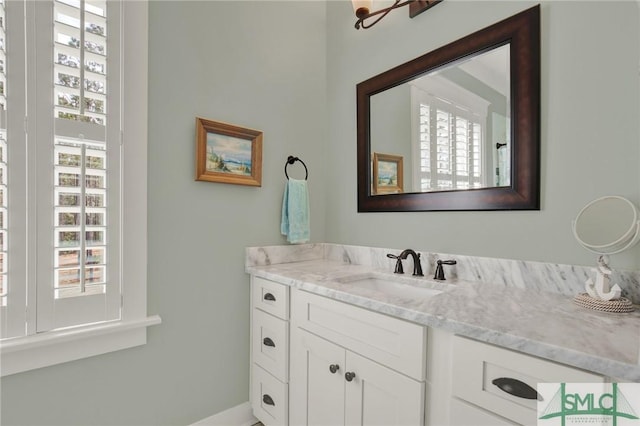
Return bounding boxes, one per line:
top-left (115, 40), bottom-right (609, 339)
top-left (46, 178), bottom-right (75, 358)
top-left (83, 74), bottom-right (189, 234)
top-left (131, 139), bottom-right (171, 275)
top-left (411, 85), bottom-right (487, 192)
top-left (0, 0), bottom-right (159, 376)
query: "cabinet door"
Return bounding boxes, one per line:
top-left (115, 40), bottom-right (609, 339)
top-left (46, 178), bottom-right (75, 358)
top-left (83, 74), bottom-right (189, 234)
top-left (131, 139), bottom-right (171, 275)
top-left (290, 328), bottom-right (346, 426)
top-left (344, 351), bottom-right (425, 426)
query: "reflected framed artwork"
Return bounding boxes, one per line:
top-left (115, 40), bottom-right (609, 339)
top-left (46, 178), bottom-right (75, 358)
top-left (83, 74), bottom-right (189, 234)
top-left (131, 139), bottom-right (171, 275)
top-left (373, 152), bottom-right (403, 194)
top-left (195, 117), bottom-right (262, 186)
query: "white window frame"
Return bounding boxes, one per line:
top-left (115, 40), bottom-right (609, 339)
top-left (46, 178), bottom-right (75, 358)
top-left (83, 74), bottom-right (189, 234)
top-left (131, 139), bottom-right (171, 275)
top-left (0, 0), bottom-right (160, 377)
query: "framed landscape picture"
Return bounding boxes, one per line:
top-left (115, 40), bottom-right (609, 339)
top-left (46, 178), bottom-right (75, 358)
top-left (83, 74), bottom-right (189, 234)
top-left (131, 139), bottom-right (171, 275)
top-left (195, 117), bottom-right (263, 186)
top-left (372, 152), bottom-right (403, 194)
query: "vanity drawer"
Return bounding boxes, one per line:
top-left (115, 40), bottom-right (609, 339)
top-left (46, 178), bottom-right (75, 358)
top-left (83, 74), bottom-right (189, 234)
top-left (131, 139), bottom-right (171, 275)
top-left (449, 397), bottom-right (517, 426)
top-left (253, 308), bottom-right (289, 382)
top-left (291, 289), bottom-right (426, 380)
top-left (252, 363), bottom-right (288, 426)
top-left (253, 276), bottom-right (289, 320)
top-left (451, 336), bottom-right (604, 425)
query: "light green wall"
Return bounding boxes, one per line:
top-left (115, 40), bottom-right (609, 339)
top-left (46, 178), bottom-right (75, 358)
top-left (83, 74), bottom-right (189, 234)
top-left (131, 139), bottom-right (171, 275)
top-left (2, 1), bottom-right (639, 425)
top-left (1, 2), bottom-right (327, 425)
top-left (325, 0), bottom-right (640, 270)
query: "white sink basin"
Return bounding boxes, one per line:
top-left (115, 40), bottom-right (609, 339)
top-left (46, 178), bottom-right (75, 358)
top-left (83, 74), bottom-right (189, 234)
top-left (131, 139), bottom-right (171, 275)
top-left (335, 273), bottom-right (444, 300)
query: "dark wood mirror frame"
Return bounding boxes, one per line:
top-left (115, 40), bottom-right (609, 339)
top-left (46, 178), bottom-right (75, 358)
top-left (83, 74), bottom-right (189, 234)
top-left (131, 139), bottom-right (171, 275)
top-left (356, 5), bottom-right (540, 212)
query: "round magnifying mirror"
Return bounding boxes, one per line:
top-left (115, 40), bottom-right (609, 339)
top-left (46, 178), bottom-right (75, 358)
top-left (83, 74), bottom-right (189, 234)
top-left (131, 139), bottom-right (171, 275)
top-left (572, 196), bottom-right (640, 255)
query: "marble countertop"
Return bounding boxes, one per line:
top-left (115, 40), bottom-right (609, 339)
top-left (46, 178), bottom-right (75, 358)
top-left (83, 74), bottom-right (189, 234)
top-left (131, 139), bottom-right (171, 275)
top-left (247, 259), bottom-right (640, 381)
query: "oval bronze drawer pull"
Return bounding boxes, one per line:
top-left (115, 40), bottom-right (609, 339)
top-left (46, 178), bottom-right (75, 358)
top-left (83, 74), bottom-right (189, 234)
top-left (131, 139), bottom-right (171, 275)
top-left (492, 377), bottom-right (541, 400)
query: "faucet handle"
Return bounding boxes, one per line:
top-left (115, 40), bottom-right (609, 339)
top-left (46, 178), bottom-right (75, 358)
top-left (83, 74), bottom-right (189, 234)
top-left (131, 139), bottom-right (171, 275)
top-left (386, 253), bottom-right (404, 274)
top-left (414, 253), bottom-right (424, 277)
top-left (434, 259), bottom-right (457, 280)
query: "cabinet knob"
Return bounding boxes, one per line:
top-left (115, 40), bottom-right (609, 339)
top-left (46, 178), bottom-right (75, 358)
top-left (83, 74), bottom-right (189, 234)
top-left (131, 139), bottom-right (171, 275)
top-left (492, 377), bottom-right (541, 400)
top-left (263, 337), bottom-right (275, 347)
top-left (262, 394), bottom-right (275, 406)
top-left (345, 372), bottom-right (356, 382)
top-left (329, 364), bottom-right (340, 374)
top-left (263, 293), bottom-right (276, 302)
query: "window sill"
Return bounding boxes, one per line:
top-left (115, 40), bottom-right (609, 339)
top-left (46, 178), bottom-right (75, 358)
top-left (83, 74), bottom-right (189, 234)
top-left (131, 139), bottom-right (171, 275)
top-left (0, 315), bottom-right (161, 376)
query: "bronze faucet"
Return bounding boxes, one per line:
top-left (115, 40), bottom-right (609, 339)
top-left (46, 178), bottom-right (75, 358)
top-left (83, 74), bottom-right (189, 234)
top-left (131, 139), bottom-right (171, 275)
top-left (387, 249), bottom-right (423, 276)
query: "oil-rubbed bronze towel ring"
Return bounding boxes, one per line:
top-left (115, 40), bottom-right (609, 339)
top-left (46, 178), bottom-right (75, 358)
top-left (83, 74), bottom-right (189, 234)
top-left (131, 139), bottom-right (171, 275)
top-left (284, 155), bottom-right (308, 180)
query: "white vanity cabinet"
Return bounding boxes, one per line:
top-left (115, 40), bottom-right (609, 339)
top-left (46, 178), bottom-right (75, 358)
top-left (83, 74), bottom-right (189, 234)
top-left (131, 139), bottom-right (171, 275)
top-left (289, 288), bottom-right (427, 426)
top-left (249, 271), bottom-right (611, 426)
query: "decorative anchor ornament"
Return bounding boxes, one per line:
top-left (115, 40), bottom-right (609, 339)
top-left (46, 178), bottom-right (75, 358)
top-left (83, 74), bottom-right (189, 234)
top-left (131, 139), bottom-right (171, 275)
top-left (584, 255), bottom-right (622, 301)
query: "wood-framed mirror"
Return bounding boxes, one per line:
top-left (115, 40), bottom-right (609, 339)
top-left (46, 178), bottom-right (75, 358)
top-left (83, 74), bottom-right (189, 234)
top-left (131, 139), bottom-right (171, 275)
top-left (357, 6), bottom-right (540, 212)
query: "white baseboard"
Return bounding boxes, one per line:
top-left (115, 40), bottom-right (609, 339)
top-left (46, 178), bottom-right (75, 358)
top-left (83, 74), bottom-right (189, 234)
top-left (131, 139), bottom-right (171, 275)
top-left (191, 401), bottom-right (258, 426)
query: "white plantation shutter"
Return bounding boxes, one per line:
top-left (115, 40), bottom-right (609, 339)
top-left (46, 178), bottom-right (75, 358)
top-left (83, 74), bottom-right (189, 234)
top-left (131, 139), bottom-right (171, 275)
top-left (53, 0), bottom-right (108, 126)
top-left (34, 0), bottom-right (121, 330)
top-left (0, 135), bottom-right (6, 309)
top-left (432, 107), bottom-right (483, 190)
top-left (0, 0), bottom-right (7, 309)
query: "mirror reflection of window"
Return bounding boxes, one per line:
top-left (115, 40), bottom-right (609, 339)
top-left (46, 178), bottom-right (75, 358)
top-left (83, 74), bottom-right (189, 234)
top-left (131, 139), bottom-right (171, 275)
top-left (408, 44), bottom-right (511, 193)
top-left (412, 88), bottom-right (485, 192)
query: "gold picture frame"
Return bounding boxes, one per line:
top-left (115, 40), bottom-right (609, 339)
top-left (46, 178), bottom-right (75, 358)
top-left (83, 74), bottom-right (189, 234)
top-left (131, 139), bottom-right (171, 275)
top-left (195, 117), bottom-right (263, 186)
top-left (372, 152), bottom-right (403, 194)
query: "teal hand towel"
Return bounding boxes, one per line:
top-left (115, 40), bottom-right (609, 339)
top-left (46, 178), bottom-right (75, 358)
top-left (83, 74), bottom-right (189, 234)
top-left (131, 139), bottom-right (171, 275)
top-left (281, 179), bottom-right (310, 244)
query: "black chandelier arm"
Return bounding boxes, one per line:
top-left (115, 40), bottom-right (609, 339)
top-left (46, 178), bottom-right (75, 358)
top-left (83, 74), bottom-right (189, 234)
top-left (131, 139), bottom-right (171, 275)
top-left (355, 0), bottom-right (413, 29)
